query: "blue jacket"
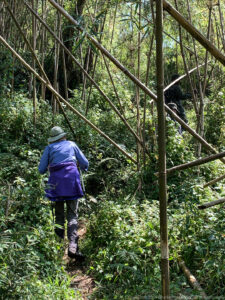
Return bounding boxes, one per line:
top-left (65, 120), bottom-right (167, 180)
top-left (38, 140), bottom-right (89, 174)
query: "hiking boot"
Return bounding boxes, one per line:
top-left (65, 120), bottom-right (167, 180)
top-left (68, 243), bottom-right (85, 261)
top-left (68, 242), bottom-right (78, 258)
top-left (74, 251), bottom-right (85, 262)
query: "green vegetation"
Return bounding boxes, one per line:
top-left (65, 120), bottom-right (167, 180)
top-left (0, 89), bottom-right (224, 298)
top-left (0, 0), bottom-right (225, 299)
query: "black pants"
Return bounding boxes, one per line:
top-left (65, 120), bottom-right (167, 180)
top-left (54, 199), bottom-right (79, 243)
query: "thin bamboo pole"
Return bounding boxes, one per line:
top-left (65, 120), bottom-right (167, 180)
top-left (198, 198), bottom-right (225, 209)
top-left (203, 173), bottom-right (225, 188)
top-left (163, 0), bottom-right (225, 66)
top-left (178, 260), bottom-right (207, 299)
top-left (85, 13), bottom-right (106, 116)
top-left (41, 0), bottom-right (47, 100)
top-left (185, 0), bottom-right (205, 157)
top-left (32, 0), bottom-right (37, 125)
top-left (136, 1), bottom-right (141, 172)
top-left (0, 35), bottom-right (136, 164)
top-left (102, 54), bottom-right (125, 117)
top-left (174, 0), bottom-right (199, 119)
top-left (156, 1), bottom-right (170, 298)
top-left (203, 3), bottom-right (212, 96)
top-left (218, 0), bottom-right (225, 52)
top-left (61, 31), bottom-right (68, 101)
top-left (164, 63), bottom-right (206, 92)
top-left (143, 32), bottom-right (154, 165)
top-left (166, 151), bottom-right (225, 175)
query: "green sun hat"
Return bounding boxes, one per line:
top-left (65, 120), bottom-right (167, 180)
top-left (48, 126), bottom-right (67, 143)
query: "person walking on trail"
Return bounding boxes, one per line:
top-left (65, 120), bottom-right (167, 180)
top-left (38, 126), bottom-right (89, 259)
top-left (164, 74), bottom-right (191, 127)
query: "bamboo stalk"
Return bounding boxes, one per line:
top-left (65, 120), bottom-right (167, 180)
top-left (178, 260), bottom-right (207, 299)
top-left (166, 151), bottom-right (225, 175)
top-left (102, 54), bottom-right (125, 117)
top-left (185, 0), bottom-right (205, 157)
top-left (32, 0), bottom-right (37, 125)
top-left (203, 173), bottom-right (225, 188)
top-left (136, 1), bottom-right (141, 171)
top-left (143, 33), bottom-right (154, 165)
top-left (163, 0), bottom-right (225, 66)
top-left (198, 198), bottom-right (225, 209)
top-left (174, 0), bottom-right (199, 119)
top-left (163, 63), bottom-right (206, 92)
top-left (218, 0), bottom-right (225, 52)
top-left (203, 3), bottom-right (212, 96)
top-left (61, 31), bottom-right (68, 101)
top-left (41, 0), bottom-right (47, 100)
top-left (85, 13), bottom-right (106, 116)
top-left (156, 1), bottom-right (170, 298)
top-left (0, 35), bottom-right (136, 164)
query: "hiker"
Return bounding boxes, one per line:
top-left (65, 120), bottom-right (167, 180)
top-left (38, 126), bottom-right (89, 259)
top-left (164, 74), bottom-right (191, 126)
top-left (167, 102), bottom-right (182, 134)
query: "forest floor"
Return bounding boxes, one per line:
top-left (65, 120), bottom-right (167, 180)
top-left (63, 220), bottom-right (95, 299)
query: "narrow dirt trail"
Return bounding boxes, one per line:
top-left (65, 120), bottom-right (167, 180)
top-left (63, 221), bottom-right (95, 299)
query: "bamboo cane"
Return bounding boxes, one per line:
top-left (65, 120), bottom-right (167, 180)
top-left (174, 0), bottom-right (199, 120)
top-left (164, 63), bottom-right (206, 92)
top-left (32, 0), bottom-right (37, 125)
top-left (203, 173), bottom-right (225, 188)
top-left (178, 260), bottom-right (207, 299)
top-left (0, 35), bottom-right (136, 164)
top-left (166, 151), bottom-right (225, 175)
top-left (198, 198), bottom-right (225, 209)
top-left (156, 1), bottom-right (170, 298)
top-left (102, 54), bottom-right (125, 117)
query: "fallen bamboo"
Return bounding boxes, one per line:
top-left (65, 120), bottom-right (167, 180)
top-left (164, 63), bottom-right (206, 92)
top-left (203, 173), bottom-right (225, 188)
top-left (163, 0), bottom-right (225, 66)
top-left (165, 151), bottom-right (225, 175)
top-left (0, 35), bottom-right (136, 164)
top-left (178, 260), bottom-right (207, 299)
top-left (198, 198), bottom-right (225, 209)
top-left (46, 0), bottom-right (225, 166)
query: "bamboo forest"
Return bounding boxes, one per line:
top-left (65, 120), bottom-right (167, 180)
top-left (0, 0), bottom-right (225, 299)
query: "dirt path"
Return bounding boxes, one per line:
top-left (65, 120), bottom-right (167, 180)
top-left (63, 221), bottom-right (95, 299)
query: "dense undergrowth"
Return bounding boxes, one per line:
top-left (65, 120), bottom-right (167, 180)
top-left (0, 90), bottom-right (224, 299)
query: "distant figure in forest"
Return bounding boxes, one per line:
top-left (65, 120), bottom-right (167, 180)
top-left (38, 126), bottom-right (89, 260)
top-left (164, 74), bottom-right (191, 128)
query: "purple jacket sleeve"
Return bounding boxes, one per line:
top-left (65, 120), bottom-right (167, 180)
top-left (73, 143), bottom-right (89, 171)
